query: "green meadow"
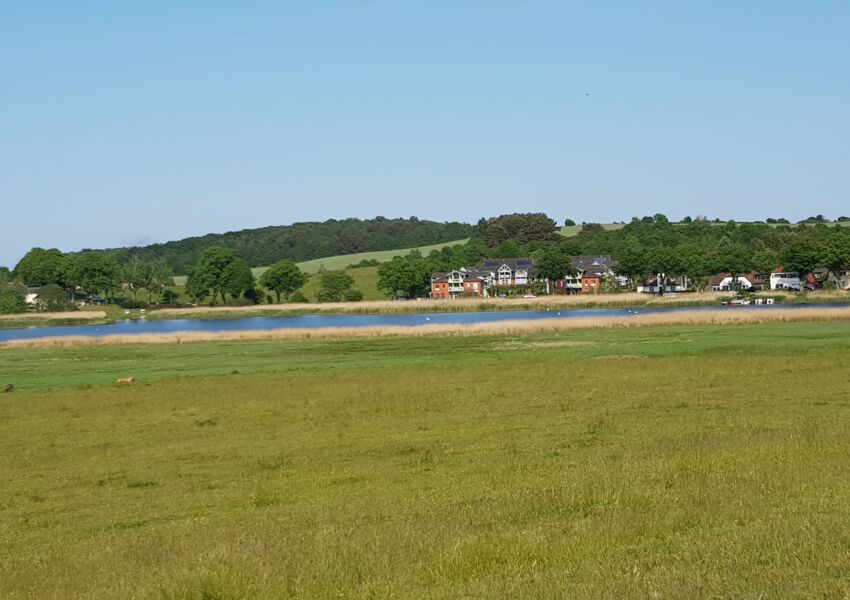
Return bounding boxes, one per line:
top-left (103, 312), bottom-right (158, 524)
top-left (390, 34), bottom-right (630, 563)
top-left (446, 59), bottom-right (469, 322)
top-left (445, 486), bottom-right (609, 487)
top-left (3, 322), bottom-right (850, 598)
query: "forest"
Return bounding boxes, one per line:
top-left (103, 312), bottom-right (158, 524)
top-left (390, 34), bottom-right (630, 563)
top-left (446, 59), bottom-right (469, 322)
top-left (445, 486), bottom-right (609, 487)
top-left (86, 217), bottom-right (473, 275)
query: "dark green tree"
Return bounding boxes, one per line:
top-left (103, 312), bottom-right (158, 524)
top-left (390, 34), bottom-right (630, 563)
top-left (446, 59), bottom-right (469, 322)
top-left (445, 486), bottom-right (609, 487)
top-left (0, 288), bottom-right (27, 314)
top-left (783, 239), bottom-right (820, 283)
top-left (377, 257), bottom-right (428, 298)
top-left (146, 259), bottom-right (174, 303)
top-left (536, 248), bottom-right (576, 281)
top-left (185, 268), bottom-right (210, 304)
top-left (316, 271), bottom-right (359, 302)
top-left (13, 248), bottom-right (65, 286)
top-left (819, 235), bottom-right (850, 288)
top-left (222, 257), bottom-right (255, 301)
top-left (62, 253), bottom-right (117, 297)
top-left (259, 261), bottom-right (308, 303)
top-left (35, 283), bottom-right (74, 312)
top-left (188, 247), bottom-right (240, 304)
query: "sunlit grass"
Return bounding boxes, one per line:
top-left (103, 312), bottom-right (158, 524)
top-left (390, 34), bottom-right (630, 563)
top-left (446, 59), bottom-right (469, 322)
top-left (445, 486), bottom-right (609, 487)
top-left (3, 323), bottom-right (850, 597)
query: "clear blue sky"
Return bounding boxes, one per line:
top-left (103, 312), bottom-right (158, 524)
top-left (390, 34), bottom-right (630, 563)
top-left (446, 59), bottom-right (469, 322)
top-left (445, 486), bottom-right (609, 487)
top-left (2, 1), bottom-right (849, 268)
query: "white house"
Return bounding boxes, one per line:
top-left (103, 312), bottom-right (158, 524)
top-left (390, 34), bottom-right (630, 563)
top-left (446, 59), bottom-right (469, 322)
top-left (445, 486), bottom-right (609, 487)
top-left (24, 287), bottom-right (39, 306)
top-left (710, 272), bottom-right (766, 291)
top-left (481, 258), bottom-right (536, 287)
top-left (637, 275), bottom-right (688, 294)
top-left (770, 269), bottom-right (801, 291)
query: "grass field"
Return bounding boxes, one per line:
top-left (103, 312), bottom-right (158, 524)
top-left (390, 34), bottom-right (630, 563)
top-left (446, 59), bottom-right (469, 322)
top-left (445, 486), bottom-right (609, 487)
top-left (171, 240), bottom-right (468, 288)
top-left (299, 265), bottom-right (384, 301)
top-left (3, 321), bottom-right (850, 597)
top-left (558, 223), bottom-right (625, 236)
top-left (290, 239), bottom-right (469, 274)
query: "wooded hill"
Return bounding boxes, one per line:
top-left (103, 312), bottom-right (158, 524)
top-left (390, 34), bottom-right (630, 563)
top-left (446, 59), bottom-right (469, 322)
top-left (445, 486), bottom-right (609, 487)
top-left (89, 218), bottom-right (473, 275)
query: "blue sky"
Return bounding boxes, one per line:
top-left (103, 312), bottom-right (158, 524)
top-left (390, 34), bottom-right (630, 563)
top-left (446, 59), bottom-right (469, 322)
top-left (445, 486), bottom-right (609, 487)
top-left (2, 1), bottom-right (849, 267)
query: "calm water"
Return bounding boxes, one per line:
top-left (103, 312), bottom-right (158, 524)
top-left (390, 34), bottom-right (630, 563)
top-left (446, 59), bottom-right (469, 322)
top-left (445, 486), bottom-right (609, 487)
top-left (1, 303), bottom-right (846, 344)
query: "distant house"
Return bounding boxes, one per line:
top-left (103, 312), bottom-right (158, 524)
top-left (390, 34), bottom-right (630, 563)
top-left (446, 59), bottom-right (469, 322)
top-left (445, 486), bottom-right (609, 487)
top-left (770, 268), bottom-right (802, 291)
top-left (828, 266), bottom-right (850, 289)
top-left (481, 258), bottom-right (536, 287)
top-left (709, 272), bottom-right (766, 291)
top-left (549, 256), bottom-right (623, 294)
top-left (24, 287), bottom-right (39, 306)
top-left (430, 268), bottom-right (491, 299)
top-left (637, 275), bottom-right (688, 294)
top-left (842, 267), bottom-right (850, 289)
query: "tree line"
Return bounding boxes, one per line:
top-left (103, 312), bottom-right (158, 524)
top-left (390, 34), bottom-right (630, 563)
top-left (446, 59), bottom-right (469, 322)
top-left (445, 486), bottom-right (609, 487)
top-left (6, 213), bottom-right (850, 313)
top-left (375, 214), bottom-right (850, 297)
top-left (81, 217), bottom-right (473, 275)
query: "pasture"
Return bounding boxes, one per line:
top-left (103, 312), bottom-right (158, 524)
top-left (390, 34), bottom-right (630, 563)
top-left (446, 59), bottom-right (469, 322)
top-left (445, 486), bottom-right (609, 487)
top-left (2, 322), bottom-right (850, 598)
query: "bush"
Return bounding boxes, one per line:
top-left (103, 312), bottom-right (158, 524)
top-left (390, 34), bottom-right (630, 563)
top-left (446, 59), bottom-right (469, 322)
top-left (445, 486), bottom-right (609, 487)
top-left (347, 259), bottom-right (381, 269)
top-left (343, 288), bottom-right (363, 302)
top-left (289, 290), bottom-right (309, 303)
top-left (35, 283), bottom-right (75, 312)
top-left (118, 298), bottom-right (147, 309)
top-left (224, 297), bottom-right (255, 306)
top-left (0, 288), bottom-right (27, 314)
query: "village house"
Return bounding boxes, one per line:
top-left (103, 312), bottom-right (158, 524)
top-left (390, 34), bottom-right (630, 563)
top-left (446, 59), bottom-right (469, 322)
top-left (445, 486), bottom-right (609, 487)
top-left (430, 268), bottom-right (492, 299)
top-left (636, 275), bottom-right (688, 294)
top-left (808, 267), bottom-right (850, 289)
top-left (709, 272), bottom-right (766, 291)
top-left (24, 287), bottom-right (40, 306)
top-left (825, 266), bottom-right (850, 290)
top-left (431, 259), bottom-right (536, 299)
top-left (547, 256), bottom-right (623, 294)
top-left (481, 258), bottom-right (536, 287)
top-left (769, 268), bottom-right (802, 291)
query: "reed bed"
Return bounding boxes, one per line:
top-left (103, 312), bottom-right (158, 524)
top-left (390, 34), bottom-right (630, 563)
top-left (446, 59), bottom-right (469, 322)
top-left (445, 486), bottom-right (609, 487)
top-left (7, 306), bottom-right (850, 349)
top-left (0, 310), bottom-right (105, 321)
top-left (151, 292), bottom-right (734, 319)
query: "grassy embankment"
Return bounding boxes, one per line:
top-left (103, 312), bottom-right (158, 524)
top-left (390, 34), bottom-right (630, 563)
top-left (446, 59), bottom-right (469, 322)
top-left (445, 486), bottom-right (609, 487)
top-left (0, 310), bottom-right (108, 330)
top-left (3, 320), bottom-right (850, 597)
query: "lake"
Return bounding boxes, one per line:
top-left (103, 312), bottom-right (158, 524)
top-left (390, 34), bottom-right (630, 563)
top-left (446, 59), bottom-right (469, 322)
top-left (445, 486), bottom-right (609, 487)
top-left (1, 303), bottom-right (846, 344)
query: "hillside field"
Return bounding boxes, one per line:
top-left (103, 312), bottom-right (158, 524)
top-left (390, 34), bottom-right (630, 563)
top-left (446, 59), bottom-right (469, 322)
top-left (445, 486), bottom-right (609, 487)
top-left (171, 239), bottom-right (467, 288)
top-left (3, 321), bottom-right (850, 598)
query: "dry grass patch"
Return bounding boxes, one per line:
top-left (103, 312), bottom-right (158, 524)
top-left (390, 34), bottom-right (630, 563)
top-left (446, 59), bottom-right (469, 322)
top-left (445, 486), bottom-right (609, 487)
top-left (0, 310), bottom-right (105, 321)
top-left (495, 340), bottom-right (596, 350)
top-left (151, 291), bottom-right (735, 318)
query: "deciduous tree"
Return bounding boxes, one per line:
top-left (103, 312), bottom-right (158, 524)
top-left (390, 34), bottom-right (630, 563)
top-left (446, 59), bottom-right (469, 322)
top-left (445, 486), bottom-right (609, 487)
top-left (316, 270), bottom-right (359, 302)
top-left (13, 248), bottom-right (65, 287)
top-left (0, 288), bottom-right (27, 314)
top-left (259, 261), bottom-right (308, 303)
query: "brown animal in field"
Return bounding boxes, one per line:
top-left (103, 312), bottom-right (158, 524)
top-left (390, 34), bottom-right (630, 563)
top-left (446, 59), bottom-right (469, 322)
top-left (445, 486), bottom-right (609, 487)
top-left (116, 377), bottom-right (136, 384)
top-left (2, 384), bottom-right (14, 393)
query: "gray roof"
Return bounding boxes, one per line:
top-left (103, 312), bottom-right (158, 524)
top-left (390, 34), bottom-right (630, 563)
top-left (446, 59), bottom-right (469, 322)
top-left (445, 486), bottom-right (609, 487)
top-left (481, 258), bottom-right (535, 277)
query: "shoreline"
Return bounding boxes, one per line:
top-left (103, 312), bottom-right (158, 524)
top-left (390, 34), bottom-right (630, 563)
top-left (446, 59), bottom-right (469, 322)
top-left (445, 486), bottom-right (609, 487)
top-left (6, 305), bottom-right (850, 349)
top-left (3, 289), bottom-right (849, 330)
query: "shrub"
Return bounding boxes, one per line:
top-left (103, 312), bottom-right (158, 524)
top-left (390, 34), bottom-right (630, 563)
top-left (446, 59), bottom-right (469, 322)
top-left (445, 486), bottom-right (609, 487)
top-left (224, 297), bottom-right (255, 307)
top-left (35, 284), bottom-right (75, 312)
top-left (118, 298), bottom-right (147, 309)
top-left (289, 291), bottom-right (309, 303)
top-left (343, 288), bottom-right (363, 302)
top-left (0, 288), bottom-right (27, 314)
